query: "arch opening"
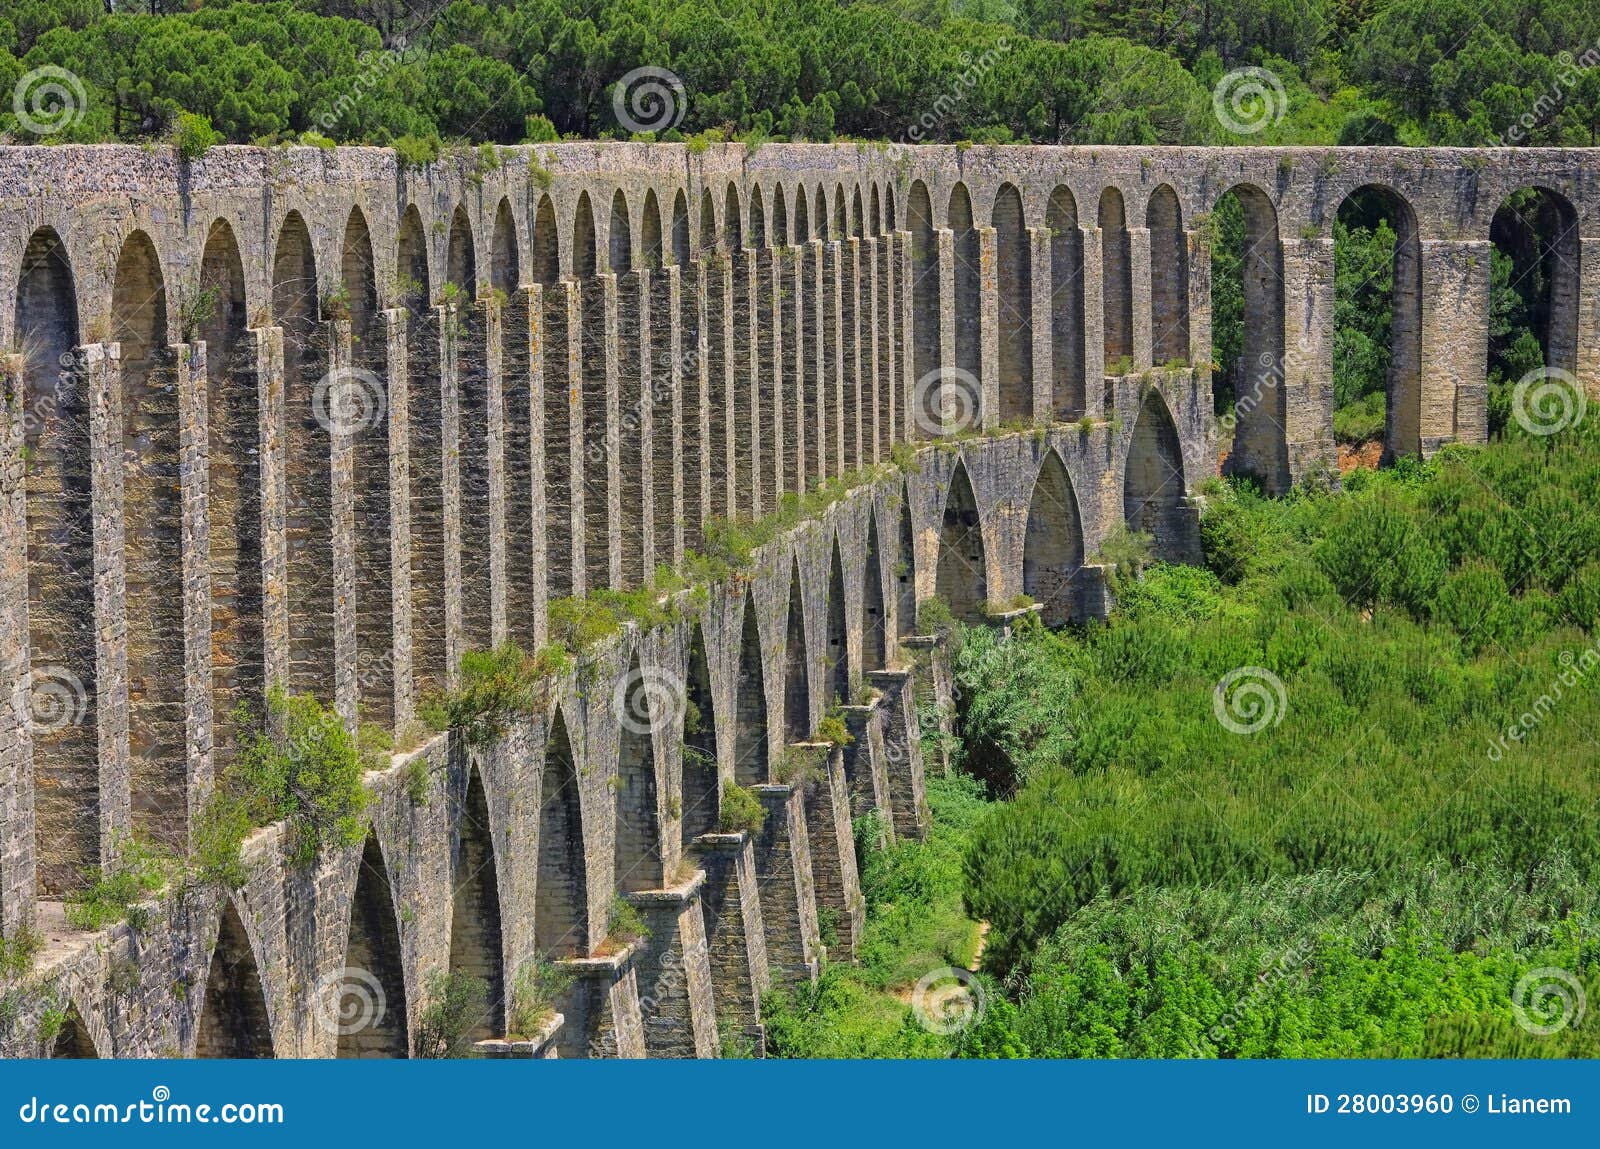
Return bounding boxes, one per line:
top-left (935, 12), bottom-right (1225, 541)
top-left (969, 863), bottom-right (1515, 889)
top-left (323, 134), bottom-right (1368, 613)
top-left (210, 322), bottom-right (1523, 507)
top-left (935, 461), bottom-right (987, 623)
top-left (48, 1005), bottom-right (97, 1058)
top-left (536, 710), bottom-right (588, 958)
top-left (1046, 188), bottom-right (1085, 419)
top-left (862, 512), bottom-right (887, 672)
top-left (1098, 188), bottom-right (1132, 370)
top-left (609, 190), bottom-right (633, 274)
top-left (733, 596), bottom-right (768, 787)
top-left (452, 206), bottom-right (493, 652)
top-left (909, 182), bottom-right (938, 437)
top-left (449, 767), bottom-right (506, 1042)
top-left (1213, 186), bottom-right (1288, 492)
top-left (195, 902), bottom-right (274, 1058)
top-left (995, 183), bottom-right (1032, 422)
top-left (827, 543), bottom-right (849, 704)
top-left (641, 189), bottom-right (663, 271)
top-left (615, 659), bottom-right (665, 893)
top-left (949, 185), bottom-right (981, 401)
top-left (784, 564), bottom-right (811, 742)
top-left (896, 489), bottom-right (916, 640)
top-left (682, 623), bottom-right (719, 844)
top-left (1124, 391), bottom-right (1198, 564)
top-left (338, 831), bottom-right (411, 1057)
top-left (399, 206), bottom-right (446, 697)
top-left (1146, 185), bottom-right (1190, 366)
top-left (1486, 187), bottom-right (1581, 424)
top-left (531, 196), bottom-right (560, 285)
top-left (1023, 452), bottom-right (1086, 626)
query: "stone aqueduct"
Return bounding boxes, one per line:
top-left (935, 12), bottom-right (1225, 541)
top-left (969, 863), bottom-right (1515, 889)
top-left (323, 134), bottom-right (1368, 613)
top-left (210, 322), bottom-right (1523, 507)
top-left (0, 142), bottom-right (1595, 1058)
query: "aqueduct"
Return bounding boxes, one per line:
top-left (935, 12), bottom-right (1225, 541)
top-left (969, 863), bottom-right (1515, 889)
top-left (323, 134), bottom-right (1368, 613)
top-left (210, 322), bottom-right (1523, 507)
top-left (0, 141), bottom-right (1596, 1057)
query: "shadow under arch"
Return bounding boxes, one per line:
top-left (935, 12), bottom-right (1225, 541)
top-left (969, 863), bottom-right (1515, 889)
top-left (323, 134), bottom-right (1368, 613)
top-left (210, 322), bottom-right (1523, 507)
top-left (1023, 450), bottom-right (1087, 626)
top-left (337, 829), bottom-right (411, 1057)
top-left (1124, 390), bottom-right (1199, 564)
top-left (733, 593), bottom-right (769, 786)
top-left (196, 899), bottom-right (275, 1058)
top-left (935, 460), bottom-right (988, 623)
top-left (448, 764), bottom-right (506, 1043)
top-left (537, 707), bottom-right (589, 958)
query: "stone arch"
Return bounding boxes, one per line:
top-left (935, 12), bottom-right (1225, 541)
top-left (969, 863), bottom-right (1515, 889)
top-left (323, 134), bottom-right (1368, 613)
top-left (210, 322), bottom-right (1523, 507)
top-left (724, 184), bottom-right (743, 250)
top-left (936, 460), bottom-right (987, 623)
top-left (615, 656), bottom-right (665, 893)
top-left (1099, 187), bottom-right (1132, 368)
top-left (784, 561), bottom-right (811, 742)
top-left (537, 708), bottom-right (589, 958)
top-left (700, 190), bottom-right (718, 253)
top-left (201, 219), bottom-right (263, 764)
top-left (851, 186), bottom-right (864, 237)
top-left (447, 205), bottom-right (476, 292)
top-left (531, 196), bottom-right (560, 284)
top-left (609, 189), bottom-right (632, 274)
top-left (994, 183), bottom-right (1032, 422)
top-left (449, 765), bottom-right (506, 1042)
top-left (1124, 390), bottom-right (1197, 563)
top-left (195, 900), bottom-right (275, 1058)
top-left (1047, 187), bottom-right (1086, 419)
top-left (396, 204), bottom-right (430, 310)
top-left (870, 185), bottom-right (882, 235)
top-left (641, 189), bottom-right (663, 270)
top-left (949, 184), bottom-right (981, 401)
top-left (772, 184), bottom-right (788, 246)
top-left (1146, 185), bottom-right (1190, 365)
top-left (862, 511), bottom-right (887, 672)
top-left (732, 594), bottom-right (768, 785)
top-left (794, 187), bottom-right (811, 243)
top-left (826, 541), bottom-right (849, 704)
top-left (895, 486), bottom-right (916, 639)
top-left (115, 229), bottom-right (185, 852)
top-left (492, 198), bottom-right (519, 292)
top-left (814, 186), bottom-right (828, 239)
top-left (1488, 186), bottom-right (1580, 383)
top-left (909, 181), bottom-right (938, 431)
top-left (338, 829), bottom-right (410, 1057)
top-left (1217, 184), bottom-right (1288, 492)
top-left (1023, 450), bottom-right (1086, 626)
top-left (682, 622), bottom-right (719, 844)
top-left (749, 185), bottom-right (767, 247)
top-left (573, 192), bottom-right (597, 279)
top-left (1335, 185), bottom-right (1422, 462)
top-left (15, 226), bottom-right (96, 895)
top-left (886, 185), bottom-right (897, 230)
top-left (832, 187), bottom-right (847, 239)
top-left (47, 1004), bottom-right (98, 1058)
top-left (671, 190), bottom-right (690, 267)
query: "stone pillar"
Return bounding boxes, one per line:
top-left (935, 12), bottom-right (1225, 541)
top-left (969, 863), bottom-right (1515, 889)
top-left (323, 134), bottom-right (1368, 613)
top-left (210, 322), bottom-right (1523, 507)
top-left (1079, 227), bottom-right (1106, 418)
top-left (823, 241), bottom-right (845, 477)
top-left (896, 229), bottom-right (915, 443)
top-left (762, 248), bottom-right (784, 503)
top-left (798, 745), bottom-right (864, 961)
top-left (866, 234), bottom-right (883, 463)
top-left (1574, 234), bottom-right (1600, 396)
top-left (1280, 237), bottom-right (1337, 485)
top-left (693, 832), bottom-right (770, 1049)
top-left (90, 343), bottom-right (131, 868)
top-left (680, 261), bottom-right (707, 552)
top-left (1029, 227), bottom-right (1054, 421)
top-left (735, 249), bottom-right (761, 519)
top-left (513, 287), bottom-right (547, 647)
top-left (0, 352), bottom-right (34, 927)
top-left (651, 267), bottom-right (681, 571)
top-left (753, 783), bottom-right (820, 985)
top-left (866, 668), bottom-right (928, 839)
top-left (713, 256), bottom-right (737, 517)
top-left (617, 270), bottom-right (651, 590)
top-left (482, 299), bottom-right (507, 646)
top-left (553, 945), bottom-right (647, 1058)
top-left (627, 872), bottom-right (719, 1058)
top-left (1129, 225), bottom-right (1154, 372)
top-left (176, 344), bottom-right (214, 826)
top-left (977, 225), bottom-right (1000, 430)
top-left (843, 236), bottom-right (863, 469)
top-left (439, 306), bottom-right (464, 688)
top-left (937, 228), bottom-right (957, 421)
top-left (380, 310), bottom-right (415, 727)
top-left (1185, 229), bottom-right (1213, 383)
top-left (804, 239), bottom-right (825, 484)
top-left (584, 274), bottom-right (621, 593)
top-left (560, 281), bottom-right (586, 599)
top-left (255, 329), bottom-right (288, 702)
top-left (838, 701), bottom-right (891, 824)
top-left (319, 324), bottom-right (358, 726)
top-left (1421, 238), bottom-right (1491, 451)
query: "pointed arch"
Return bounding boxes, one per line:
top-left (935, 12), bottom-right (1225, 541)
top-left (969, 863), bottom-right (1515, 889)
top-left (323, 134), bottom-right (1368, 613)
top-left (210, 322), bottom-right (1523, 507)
top-left (724, 184), bottom-right (743, 250)
top-left (397, 205), bottom-right (430, 311)
top-left (826, 542), bottom-right (849, 704)
top-left (682, 623), bottom-right (719, 844)
top-left (404, 208), bottom-right (446, 696)
top-left (699, 190), bottom-right (718, 253)
top-left (449, 766), bottom-right (506, 1042)
top-left (886, 185), bottom-right (898, 230)
top-left (851, 186), bottom-right (864, 238)
top-left (573, 193), bottom-right (597, 279)
top-left (47, 1004), bottom-right (98, 1058)
top-left (949, 184), bottom-right (980, 396)
top-left (115, 230), bottom-right (185, 851)
top-left (491, 198), bottom-right (519, 293)
top-left (447, 205), bottom-right (476, 293)
top-left (531, 196), bottom-right (560, 284)
top-left (1099, 188), bottom-right (1132, 368)
top-left (936, 461), bottom-right (987, 623)
top-left (870, 185), bottom-right (882, 235)
top-left (910, 181), bottom-right (938, 434)
top-left (1046, 187), bottom-right (1086, 419)
top-left (15, 226), bottom-right (96, 894)
top-left (537, 709), bottom-right (589, 957)
top-left (862, 513), bottom-right (887, 672)
top-left (640, 189), bottom-right (663, 270)
top-left (794, 187), bottom-right (811, 243)
top-left (1124, 390), bottom-right (1197, 563)
top-left (1217, 184), bottom-right (1288, 492)
top-left (1146, 185), bottom-right (1189, 365)
top-left (784, 563), bottom-right (811, 742)
top-left (1023, 451), bottom-right (1086, 626)
top-left (772, 184), bottom-right (788, 246)
top-left (814, 186), bottom-right (828, 239)
top-left (749, 186), bottom-right (767, 248)
top-left (994, 183), bottom-right (1032, 422)
top-left (201, 219), bottom-right (263, 761)
top-left (615, 657), bottom-right (665, 893)
top-left (196, 901), bottom-right (275, 1058)
top-left (338, 830), bottom-right (410, 1056)
top-left (733, 595), bottom-right (768, 787)
top-left (832, 187), bottom-right (847, 239)
top-left (608, 189), bottom-right (632, 274)
top-left (671, 191), bottom-right (690, 267)
top-left (896, 487), bottom-right (916, 640)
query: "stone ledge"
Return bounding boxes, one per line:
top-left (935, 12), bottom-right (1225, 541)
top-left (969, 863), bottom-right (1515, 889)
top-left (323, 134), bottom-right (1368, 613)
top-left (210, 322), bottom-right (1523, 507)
top-left (556, 939), bottom-right (643, 977)
top-left (624, 869), bottom-right (706, 906)
top-left (472, 1012), bottom-right (563, 1058)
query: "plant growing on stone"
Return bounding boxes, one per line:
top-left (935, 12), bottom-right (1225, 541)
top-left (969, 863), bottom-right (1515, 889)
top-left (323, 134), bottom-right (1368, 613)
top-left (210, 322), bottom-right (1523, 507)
top-left (718, 781), bottom-right (767, 835)
top-left (814, 712), bottom-right (852, 746)
top-left (506, 960), bottom-right (574, 1039)
top-left (419, 643), bottom-right (566, 746)
top-left (64, 836), bottom-right (170, 932)
top-left (916, 595), bottom-right (956, 639)
top-left (772, 744), bottom-right (827, 787)
top-left (607, 897), bottom-right (650, 947)
top-left (0, 926), bottom-right (42, 981)
top-left (414, 970), bottom-right (488, 1059)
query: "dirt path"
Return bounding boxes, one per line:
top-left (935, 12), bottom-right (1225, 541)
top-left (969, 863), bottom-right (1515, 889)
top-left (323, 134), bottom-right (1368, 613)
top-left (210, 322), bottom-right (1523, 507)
top-left (969, 921), bottom-right (990, 972)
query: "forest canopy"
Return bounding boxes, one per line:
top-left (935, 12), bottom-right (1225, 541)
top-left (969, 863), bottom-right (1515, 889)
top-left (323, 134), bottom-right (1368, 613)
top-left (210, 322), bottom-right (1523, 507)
top-left (3, 0), bottom-right (1600, 148)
